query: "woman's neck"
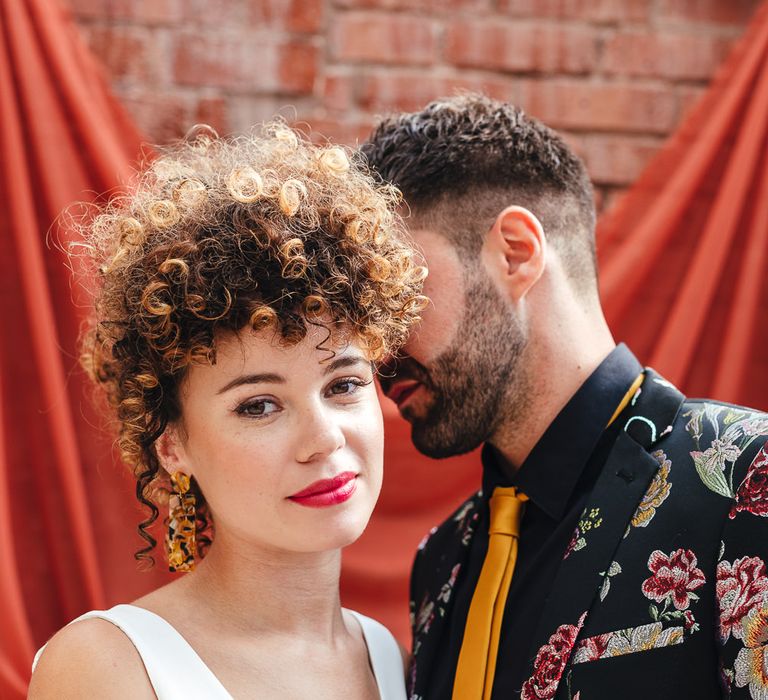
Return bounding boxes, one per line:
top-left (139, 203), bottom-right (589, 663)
top-left (149, 532), bottom-right (347, 642)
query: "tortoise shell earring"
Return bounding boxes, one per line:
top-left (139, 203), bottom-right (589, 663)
top-left (166, 471), bottom-right (197, 572)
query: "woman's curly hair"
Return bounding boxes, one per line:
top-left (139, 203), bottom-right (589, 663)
top-left (79, 122), bottom-right (427, 566)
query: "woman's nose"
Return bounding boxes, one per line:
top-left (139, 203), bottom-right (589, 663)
top-left (294, 404), bottom-right (346, 464)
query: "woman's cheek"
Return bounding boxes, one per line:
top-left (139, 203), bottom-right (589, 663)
top-left (356, 398), bottom-right (384, 493)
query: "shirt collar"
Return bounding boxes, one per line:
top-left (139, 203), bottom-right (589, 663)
top-left (481, 343), bottom-right (643, 520)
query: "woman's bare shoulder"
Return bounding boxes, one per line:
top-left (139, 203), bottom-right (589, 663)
top-left (27, 616), bottom-right (155, 699)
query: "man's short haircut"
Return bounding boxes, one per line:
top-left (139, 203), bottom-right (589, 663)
top-left (361, 94), bottom-right (598, 296)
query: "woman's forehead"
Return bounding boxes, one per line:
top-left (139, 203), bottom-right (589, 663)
top-left (183, 323), bottom-right (370, 391)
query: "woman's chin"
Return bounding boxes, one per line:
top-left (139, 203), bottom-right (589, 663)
top-left (288, 507), bottom-right (375, 553)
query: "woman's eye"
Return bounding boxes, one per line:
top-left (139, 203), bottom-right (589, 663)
top-left (328, 377), bottom-right (371, 396)
top-left (235, 399), bottom-right (278, 418)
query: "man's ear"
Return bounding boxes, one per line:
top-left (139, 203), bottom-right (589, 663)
top-left (155, 425), bottom-right (189, 477)
top-left (482, 205), bottom-right (547, 302)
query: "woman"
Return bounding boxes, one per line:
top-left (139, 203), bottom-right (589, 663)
top-left (28, 123), bottom-right (427, 699)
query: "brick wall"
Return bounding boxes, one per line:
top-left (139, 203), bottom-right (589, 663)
top-left (69, 0), bottom-right (760, 209)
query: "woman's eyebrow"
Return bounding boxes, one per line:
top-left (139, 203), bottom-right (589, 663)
top-left (217, 355), bottom-right (369, 394)
top-left (323, 355), bottom-right (369, 375)
top-left (216, 373), bottom-right (284, 395)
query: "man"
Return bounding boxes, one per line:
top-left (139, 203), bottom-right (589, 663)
top-left (362, 94), bottom-right (768, 700)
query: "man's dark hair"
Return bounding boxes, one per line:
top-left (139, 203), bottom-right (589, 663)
top-left (361, 94), bottom-right (598, 295)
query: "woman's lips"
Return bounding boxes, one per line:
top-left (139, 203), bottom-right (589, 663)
top-left (288, 472), bottom-right (358, 508)
top-left (386, 379), bottom-right (423, 408)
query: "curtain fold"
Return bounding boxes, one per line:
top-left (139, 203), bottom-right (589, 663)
top-left (598, 1), bottom-right (768, 412)
top-left (1, 0), bottom-right (767, 696)
top-left (0, 1), bottom-right (164, 697)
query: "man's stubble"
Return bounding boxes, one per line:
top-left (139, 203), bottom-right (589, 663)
top-left (405, 266), bottom-right (530, 459)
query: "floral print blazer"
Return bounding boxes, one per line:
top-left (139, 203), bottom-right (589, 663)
top-left (408, 369), bottom-right (768, 700)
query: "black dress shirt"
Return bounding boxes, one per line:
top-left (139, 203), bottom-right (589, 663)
top-left (428, 344), bottom-right (643, 699)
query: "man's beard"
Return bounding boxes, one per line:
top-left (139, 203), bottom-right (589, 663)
top-left (399, 272), bottom-right (529, 459)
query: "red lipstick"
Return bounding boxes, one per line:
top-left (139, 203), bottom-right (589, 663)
top-left (288, 472), bottom-right (358, 508)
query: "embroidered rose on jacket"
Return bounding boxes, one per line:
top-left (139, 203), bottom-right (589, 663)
top-left (730, 441), bottom-right (768, 520)
top-left (717, 556), bottom-right (768, 642)
top-left (734, 602), bottom-right (768, 699)
top-left (642, 549), bottom-right (706, 611)
top-left (631, 450), bottom-right (672, 528)
top-left (521, 613), bottom-right (587, 700)
top-left (572, 633), bottom-right (610, 663)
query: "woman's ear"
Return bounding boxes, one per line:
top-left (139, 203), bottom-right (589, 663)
top-left (481, 205), bottom-right (547, 302)
top-left (155, 426), bottom-right (188, 477)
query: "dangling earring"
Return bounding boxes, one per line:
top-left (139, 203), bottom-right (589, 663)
top-left (166, 471), bottom-right (197, 572)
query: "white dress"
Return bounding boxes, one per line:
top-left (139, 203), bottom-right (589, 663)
top-left (33, 604), bottom-right (406, 699)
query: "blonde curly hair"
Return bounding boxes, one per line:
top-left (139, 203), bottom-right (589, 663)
top-left (79, 122), bottom-right (427, 564)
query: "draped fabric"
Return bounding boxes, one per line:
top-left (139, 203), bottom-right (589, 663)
top-left (0, 1), bottom-right (168, 697)
top-left (1, 0), bottom-right (767, 698)
top-left (597, 1), bottom-right (768, 410)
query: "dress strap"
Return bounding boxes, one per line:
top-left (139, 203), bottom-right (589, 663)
top-left (33, 604), bottom-right (232, 700)
top-left (348, 610), bottom-right (407, 700)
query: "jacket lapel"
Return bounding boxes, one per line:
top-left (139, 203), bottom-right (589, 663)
top-left (522, 369), bottom-right (685, 696)
top-left (411, 495), bottom-right (481, 694)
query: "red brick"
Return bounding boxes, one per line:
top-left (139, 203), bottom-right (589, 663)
top-left (278, 43), bottom-right (320, 94)
top-left (523, 80), bottom-right (680, 134)
top-left (225, 95), bottom-right (315, 134)
top-left (194, 97), bottom-right (230, 136)
top-left (358, 71), bottom-right (525, 113)
top-left (84, 26), bottom-right (167, 84)
top-left (445, 21), bottom-right (597, 74)
top-left (182, 0), bottom-right (249, 27)
top-left (557, 131), bottom-right (588, 161)
top-left (657, 0), bottom-right (759, 26)
top-left (301, 117), bottom-right (376, 146)
top-left (76, 0), bottom-right (184, 25)
top-left (358, 72), bottom-right (450, 112)
top-left (578, 134), bottom-right (664, 186)
top-left (442, 75), bottom-right (529, 104)
top-left (332, 0), bottom-right (490, 12)
top-left (603, 31), bottom-right (736, 80)
top-left (677, 85), bottom-right (708, 118)
top-left (497, 0), bottom-right (648, 23)
top-left (116, 89), bottom-right (191, 142)
top-left (173, 33), bottom-right (318, 94)
top-left (321, 71), bottom-right (359, 111)
top-left (286, 0), bottom-right (324, 33)
top-left (331, 13), bottom-right (437, 65)
top-left (66, 0), bottom-right (107, 20)
top-left (249, 0), bottom-right (324, 34)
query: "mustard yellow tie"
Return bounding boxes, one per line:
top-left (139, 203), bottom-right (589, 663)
top-left (451, 372), bottom-right (645, 700)
top-left (452, 486), bottom-right (528, 700)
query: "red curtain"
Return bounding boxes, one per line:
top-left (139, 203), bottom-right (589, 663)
top-left (597, 1), bottom-right (768, 409)
top-left (2, 1), bottom-right (767, 697)
top-left (0, 1), bottom-right (168, 696)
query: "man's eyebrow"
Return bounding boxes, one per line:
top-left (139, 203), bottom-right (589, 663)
top-left (323, 355), bottom-right (370, 375)
top-left (216, 373), bottom-right (285, 395)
